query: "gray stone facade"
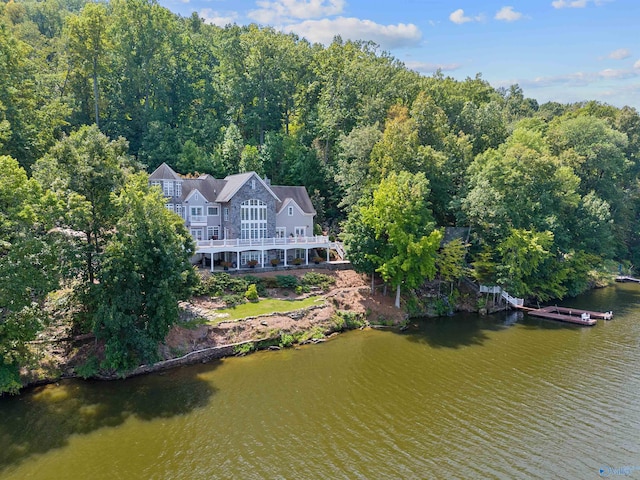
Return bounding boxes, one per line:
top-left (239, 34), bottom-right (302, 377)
top-left (223, 175), bottom-right (277, 239)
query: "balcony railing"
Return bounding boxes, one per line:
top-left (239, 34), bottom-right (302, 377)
top-left (189, 215), bottom-right (207, 224)
top-left (196, 235), bottom-right (329, 248)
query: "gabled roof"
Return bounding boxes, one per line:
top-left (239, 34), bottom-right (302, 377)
top-left (149, 162), bottom-right (181, 180)
top-left (272, 186), bottom-right (316, 215)
top-left (216, 172), bottom-right (280, 203)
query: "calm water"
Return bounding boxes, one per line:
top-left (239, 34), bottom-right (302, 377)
top-left (2, 284), bottom-right (640, 479)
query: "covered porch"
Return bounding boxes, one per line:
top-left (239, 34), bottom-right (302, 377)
top-left (195, 235), bottom-right (340, 271)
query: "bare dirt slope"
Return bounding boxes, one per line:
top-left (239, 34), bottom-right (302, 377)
top-left (162, 269), bottom-right (405, 358)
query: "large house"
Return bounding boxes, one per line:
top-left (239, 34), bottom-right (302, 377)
top-left (149, 163), bottom-right (341, 270)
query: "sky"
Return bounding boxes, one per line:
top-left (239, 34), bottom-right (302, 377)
top-left (157, 0), bottom-right (640, 110)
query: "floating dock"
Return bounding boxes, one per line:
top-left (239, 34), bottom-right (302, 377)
top-left (523, 305), bottom-right (612, 326)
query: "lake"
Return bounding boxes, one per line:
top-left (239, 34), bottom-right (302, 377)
top-left (1, 283), bottom-right (639, 479)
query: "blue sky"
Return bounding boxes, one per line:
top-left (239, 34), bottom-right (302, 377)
top-left (157, 0), bottom-right (640, 110)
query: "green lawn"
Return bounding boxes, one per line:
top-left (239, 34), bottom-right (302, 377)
top-left (214, 296), bottom-right (324, 322)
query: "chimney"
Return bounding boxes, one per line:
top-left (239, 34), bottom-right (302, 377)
top-left (264, 176), bottom-right (271, 186)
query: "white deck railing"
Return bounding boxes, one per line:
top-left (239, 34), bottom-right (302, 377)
top-left (196, 235), bottom-right (329, 248)
top-left (480, 285), bottom-right (524, 307)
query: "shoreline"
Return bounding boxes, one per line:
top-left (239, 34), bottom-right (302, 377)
top-left (15, 269), bottom-right (407, 393)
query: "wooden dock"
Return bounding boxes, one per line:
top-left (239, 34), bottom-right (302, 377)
top-left (616, 275), bottom-right (640, 283)
top-left (522, 305), bottom-right (612, 326)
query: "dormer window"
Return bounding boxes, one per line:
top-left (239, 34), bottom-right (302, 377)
top-left (176, 182), bottom-right (182, 197)
top-left (163, 181), bottom-right (174, 197)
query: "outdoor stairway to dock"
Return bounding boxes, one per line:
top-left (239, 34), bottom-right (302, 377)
top-left (479, 285), bottom-right (524, 308)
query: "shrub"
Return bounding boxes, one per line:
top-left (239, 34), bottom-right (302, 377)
top-left (243, 275), bottom-right (267, 296)
top-left (198, 273), bottom-right (250, 296)
top-left (75, 355), bottom-right (99, 379)
top-left (234, 342), bottom-right (255, 355)
top-left (222, 294), bottom-right (245, 308)
top-left (333, 310), bottom-right (365, 330)
top-left (276, 275), bottom-right (298, 289)
top-left (279, 332), bottom-right (295, 348)
top-left (270, 258), bottom-right (280, 266)
top-left (312, 256), bottom-right (323, 263)
top-left (263, 276), bottom-right (279, 288)
top-left (245, 284), bottom-right (259, 302)
top-left (292, 257), bottom-right (303, 265)
top-left (301, 272), bottom-right (335, 290)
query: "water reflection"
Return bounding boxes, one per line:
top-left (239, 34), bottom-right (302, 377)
top-left (402, 313), bottom-right (508, 349)
top-left (0, 362), bottom-right (219, 472)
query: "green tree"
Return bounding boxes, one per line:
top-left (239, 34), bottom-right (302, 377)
top-left (496, 228), bottom-right (566, 301)
top-left (94, 173), bottom-right (197, 373)
top-left (65, 1), bottom-right (109, 126)
top-left (0, 156), bottom-right (60, 393)
top-left (32, 125), bottom-right (134, 285)
top-left (341, 202), bottom-right (388, 294)
top-left (436, 238), bottom-right (467, 294)
top-left (360, 171), bottom-right (443, 307)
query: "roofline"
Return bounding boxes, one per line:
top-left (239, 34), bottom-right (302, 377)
top-left (221, 172), bottom-right (281, 203)
top-left (277, 197), bottom-right (316, 216)
top-left (183, 187), bottom-right (210, 203)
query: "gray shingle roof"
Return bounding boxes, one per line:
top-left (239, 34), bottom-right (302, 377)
top-left (217, 172), bottom-right (280, 203)
top-left (149, 162), bottom-right (180, 180)
top-left (149, 166), bottom-right (312, 211)
top-left (271, 186), bottom-right (316, 215)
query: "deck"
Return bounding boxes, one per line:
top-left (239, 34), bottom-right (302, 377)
top-left (524, 305), bottom-right (612, 326)
top-left (194, 235), bottom-right (346, 271)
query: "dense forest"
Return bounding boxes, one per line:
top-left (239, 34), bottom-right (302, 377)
top-left (2, 0), bottom-right (640, 392)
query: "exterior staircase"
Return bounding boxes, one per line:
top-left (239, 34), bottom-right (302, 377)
top-left (332, 241), bottom-right (347, 260)
top-left (480, 285), bottom-right (524, 308)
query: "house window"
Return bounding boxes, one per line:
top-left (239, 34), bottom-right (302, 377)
top-left (190, 228), bottom-right (203, 241)
top-left (190, 206), bottom-right (204, 222)
top-left (241, 199), bottom-right (267, 240)
top-left (251, 179), bottom-right (256, 190)
top-left (207, 226), bottom-right (219, 240)
top-left (165, 203), bottom-right (174, 212)
top-left (163, 181), bottom-right (174, 197)
top-left (288, 206), bottom-right (294, 216)
top-left (175, 182), bottom-right (182, 197)
top-left (208, 206), bottom-right (219, 216)
top-left (151, 180), bottom-right (161, 189)
top-left (276, 227), bottom-right (286, 238)
top-left (175, 204), bottom-right (183, 217)
top-left (194, 193), bottom-right (199, 201)
top-left (224, 207), bottom-right (229, 221)
top-left (241, 251), bottom-right (262, 264)
top-left (295, 226), bottom-right (306, 237)
top-left (294, 248), bottom-right (305, 259)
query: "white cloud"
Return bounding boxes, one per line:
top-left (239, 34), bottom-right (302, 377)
top-left (608, 48), bottom-right (631, 60)
top-left (448, 9), bottom-right (485, 24)
top-left (200, 9), bottom-right (238, 26)
top-left (634, 59), bottom-right (640, 69)
top-left (495, 6), bottom-right (523, 21)
top-left (509, 68), bottom-right (640, 89)
top-left (551, 0), bottom-right (587, 8)
top-left (551, 0), bottom-right (611, 8)
top-left (598, 68), bottom-right (636, 79)
top-left (449, 9), bottom-right (472, 24)
top-left (404, 61), bottom-right (462, 73)
top-left (284, 17), bottom-right (422, 49)
top-left (249, 0), bottom-right (345, 24)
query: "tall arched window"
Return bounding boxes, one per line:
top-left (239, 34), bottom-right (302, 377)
top-left (241, 199), bottom-right (267, 239)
